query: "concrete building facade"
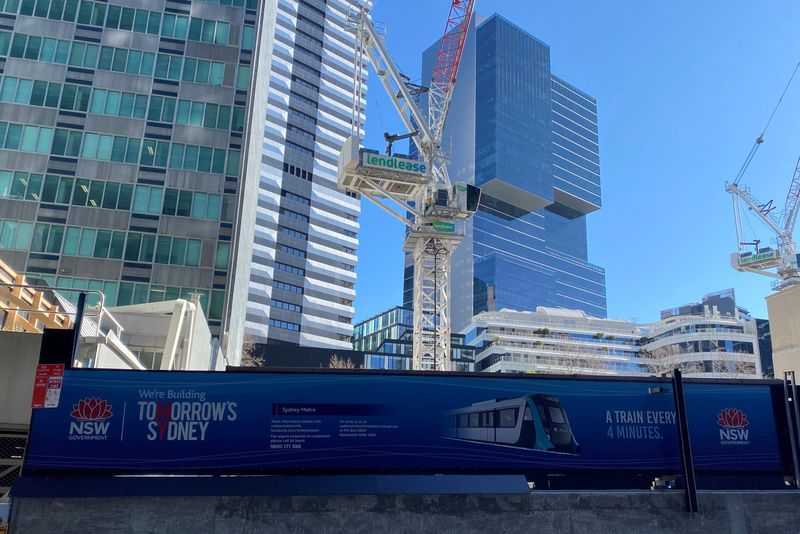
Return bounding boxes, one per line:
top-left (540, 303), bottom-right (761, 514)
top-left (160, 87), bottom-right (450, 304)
top-left (0, 0), bottom-right (276, 363)
top-left (765, 284), bottom-right (800, 380)
top-left (466, 308), bottom-right (645, 375)
top-left (464, 290), bottom-right (762, 378)
top-left (244, 0), bottom-right (368, 349)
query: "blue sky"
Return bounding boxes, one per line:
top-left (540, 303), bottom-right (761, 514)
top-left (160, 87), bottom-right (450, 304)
top-left (353, 0), bottom-right (800, 324)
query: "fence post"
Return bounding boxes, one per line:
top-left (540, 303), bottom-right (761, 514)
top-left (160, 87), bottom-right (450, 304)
top-left (784, 371), bottom-right (800, 487)
top-left (672, 369), bottom-right (698, 513)
top-left (69, 292), bottom-right (86, 368)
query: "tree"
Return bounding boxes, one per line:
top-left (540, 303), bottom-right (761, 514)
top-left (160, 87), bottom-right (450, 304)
top-left (329, 354), bottom-right (356, 369)
top-left (713, 358), bottom-right (758, 378)
top-left (526, 338), bottom-right (608, 376)
top-left (239, 335), bottom-right (266, 367)
top-left (555, 338), bottom-right (608, 375)
top-left (639, 347), bottom-right (704, 377)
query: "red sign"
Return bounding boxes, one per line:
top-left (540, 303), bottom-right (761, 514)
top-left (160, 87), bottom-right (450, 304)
top-left (31, 364), bottom-right (65, 409)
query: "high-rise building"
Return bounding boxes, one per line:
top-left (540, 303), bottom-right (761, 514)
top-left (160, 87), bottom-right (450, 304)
top-left (0, 0), bottom-right (275, 362)
top-left (406, 14), bottom-right (606, 331)
top-left (244, 0), bottom-right (367, 349)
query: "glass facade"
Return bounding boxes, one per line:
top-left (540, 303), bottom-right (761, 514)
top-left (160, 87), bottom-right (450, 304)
top-left (353, 306), bottom-right (475, 371)
top-left (0, 0), bottom-right (264, 335)
top-left (472, 16), bottom-right (606, 319)
top-left (411, 14), bottom-right (607, 329)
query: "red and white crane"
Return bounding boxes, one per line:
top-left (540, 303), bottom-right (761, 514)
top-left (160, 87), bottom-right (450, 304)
top-left (338, 0), bottom-right (478, 370)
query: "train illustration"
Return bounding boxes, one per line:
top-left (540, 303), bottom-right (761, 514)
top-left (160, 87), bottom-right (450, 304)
top-left (443, 394), bottom-right (581, 454)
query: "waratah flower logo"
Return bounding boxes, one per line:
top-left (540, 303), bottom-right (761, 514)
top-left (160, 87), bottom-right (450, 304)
top-left (717, 408), bottom-right (749, 429)
top-left (70, 397), bottom-right (113, 421)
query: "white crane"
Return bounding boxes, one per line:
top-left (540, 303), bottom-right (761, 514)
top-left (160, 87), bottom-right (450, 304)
top-left (338, 1), bottom-right (479, 370)
top-left (726, 63), bottom-right (800, 291)
top-left (726, 166), bottom-right (800, 290)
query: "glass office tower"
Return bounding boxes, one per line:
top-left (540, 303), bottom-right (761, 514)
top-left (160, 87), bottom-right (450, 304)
top-left (244, 0), bottom-right (368, 349)
top-left (0, 0), bottom-right (273, 360)
top-left (407, 14), bottom-right (607, 331)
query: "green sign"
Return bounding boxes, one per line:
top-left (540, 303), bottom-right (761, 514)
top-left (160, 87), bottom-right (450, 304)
top-left (739, 251), bottom-right (777, 265)
top-left (432, 220), bottom-right (455, 233)
top-left (362, 152), bottom-right (427, 175)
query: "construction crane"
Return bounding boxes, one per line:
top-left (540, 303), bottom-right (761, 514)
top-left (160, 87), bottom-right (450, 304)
top-left (726, 166), bottom-right (800, 290)
top-left (725, 63), bottom-right (800, 291)
top-left (338, 0), bottom-right (479, 371)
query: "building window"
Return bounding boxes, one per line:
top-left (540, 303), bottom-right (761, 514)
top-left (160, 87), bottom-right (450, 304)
top-left (273, 280), bottom-right (303, 294)
top-left (133, 185), bottom-right (164, 214)
top-left (241, 25), bottom-right (255, 50)
top-left (280, 226), bottom-right (308, 241)
top-left (279, 245), bottom-right (306, 258)
top-left (270, 299), bottom-right (302, 313)
top-left (275, 262), bottom-right (305, 276)
top-left (215, 241), bottom-right (230, 270)
top-left (281, 190), bottom-right (310, 206)
top-left (89, 89), bottom-right (148, 119)
top-left (281, 208), bottom-right (309, 223)
top-left (268, 318), bottom-right (300, 332)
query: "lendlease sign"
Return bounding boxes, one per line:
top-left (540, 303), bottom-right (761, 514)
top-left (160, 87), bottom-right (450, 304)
top-left (361, 152), bottom-right (427, 175)
top-left (738, 250), bottom-right (778, 266)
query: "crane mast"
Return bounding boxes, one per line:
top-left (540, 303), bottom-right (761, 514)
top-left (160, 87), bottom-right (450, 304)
top-left (339, 1), bottom-right (478, 371)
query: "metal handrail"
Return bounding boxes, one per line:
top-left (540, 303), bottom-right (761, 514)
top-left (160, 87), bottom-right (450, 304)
top-left (0, 284), bottom-right (105, 318)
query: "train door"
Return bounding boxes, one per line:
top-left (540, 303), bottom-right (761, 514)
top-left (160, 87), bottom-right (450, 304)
top-left (481, 411), bottom-right (495, 442)
top-left (515, 404), bottom-right (537, 448)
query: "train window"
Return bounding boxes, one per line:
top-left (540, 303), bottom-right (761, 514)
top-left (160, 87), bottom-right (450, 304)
top-left (481, 411), bottom-right (494, 428)
top-left (524, 407), bottom-right (533, 421)
top-left (469, 413), bottom-right (480, 427)
top-left (548, 407), bottom-right (566, 424)
top-left (458, 414), bottom-right (469, 428)
top-left (498, 408), bottom-right (517, 428)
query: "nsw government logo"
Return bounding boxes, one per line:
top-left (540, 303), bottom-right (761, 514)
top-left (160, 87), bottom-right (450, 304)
top-left (717, 407), bottom-right (750, 445)
top-left (69, 397), bottom-right (113, 441)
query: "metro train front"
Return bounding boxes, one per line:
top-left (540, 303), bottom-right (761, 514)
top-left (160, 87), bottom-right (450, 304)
top-left (443, 394), bottom-right (581, 454)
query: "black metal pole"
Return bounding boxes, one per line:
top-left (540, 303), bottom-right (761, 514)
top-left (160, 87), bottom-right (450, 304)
top-left (791, 374), bottom-right (800, 486)
top-left (672, 368), bottom-right (698, 513)
top-left (69, 291), bottom-right (86, 368)
top-left (785, 371), bottom-right (800, 488)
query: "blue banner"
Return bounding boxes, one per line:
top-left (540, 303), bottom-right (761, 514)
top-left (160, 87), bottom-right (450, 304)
top-left (23, 370), bottom-right (783, 473)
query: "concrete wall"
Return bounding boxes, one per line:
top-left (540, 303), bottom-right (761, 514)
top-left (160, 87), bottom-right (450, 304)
top-left (94, 344), bottom-right (135, 370)
top-left (766, 284), bottom-right (800, 378)
top-left (0, 332), bottom-right (40, 428)
top-left (10, 491), bottom-right (800, 534)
